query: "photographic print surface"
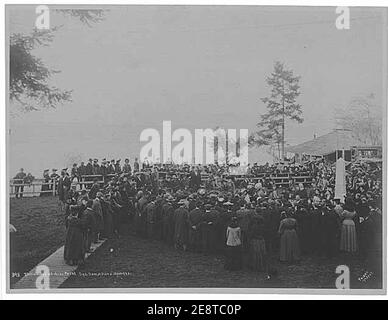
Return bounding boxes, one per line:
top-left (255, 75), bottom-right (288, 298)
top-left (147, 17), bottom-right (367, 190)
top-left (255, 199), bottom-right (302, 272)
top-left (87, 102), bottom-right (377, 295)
top-left (6, 4), bottom-right (386, 293)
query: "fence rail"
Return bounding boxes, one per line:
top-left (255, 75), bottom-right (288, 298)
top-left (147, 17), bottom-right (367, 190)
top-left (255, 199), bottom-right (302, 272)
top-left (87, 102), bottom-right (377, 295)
top-left (9, 172), bottom-right (313, 197)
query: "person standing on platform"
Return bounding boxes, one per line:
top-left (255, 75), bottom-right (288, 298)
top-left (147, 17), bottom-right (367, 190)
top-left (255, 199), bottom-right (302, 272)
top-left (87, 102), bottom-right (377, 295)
top-left (50, 168), bottom-right (60, 196)
top-left (58, 168), bottom-right (71, 204)
top-left (71, 164), bottom-right (78, 180)
top-left (134, 158), bottom-right (140, 173)
top-left (40, 169), bottom-right (50, 197)
top-left (77, 161), bottom-right (86, 189)
top-left (123, 158), bottom-right (132, 175)
top-left (100, 159), bottom-right (108, 183)
top-left (109, 159), bottom-right (116, 174)
top-left (92, 159), bottom-right (100, 175)
top-left (85, 159), bottom-right (93, 189)
top-left (13, 168), bottom-right (27, 198)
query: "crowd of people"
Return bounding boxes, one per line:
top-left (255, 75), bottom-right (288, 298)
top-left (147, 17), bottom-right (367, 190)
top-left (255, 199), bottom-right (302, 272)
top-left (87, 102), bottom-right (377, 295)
top-left (13, 156), bottom-right (383, 285)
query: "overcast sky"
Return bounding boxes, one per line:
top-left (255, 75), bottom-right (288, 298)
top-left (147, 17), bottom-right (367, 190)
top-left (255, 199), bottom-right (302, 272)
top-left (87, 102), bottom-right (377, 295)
top-left (8, 5), bottom-right (384, 175)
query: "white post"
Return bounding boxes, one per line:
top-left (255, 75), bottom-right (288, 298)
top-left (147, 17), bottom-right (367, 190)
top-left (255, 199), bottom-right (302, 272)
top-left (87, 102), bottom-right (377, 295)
top-left (335, 158), bottom-right (346, 203)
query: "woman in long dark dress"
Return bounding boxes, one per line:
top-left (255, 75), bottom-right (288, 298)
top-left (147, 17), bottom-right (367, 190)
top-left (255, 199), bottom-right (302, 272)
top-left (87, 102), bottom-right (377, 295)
top-left (101, 194), bottom-right (114, 239)
top-left (248, 215), bottom-right (268, 273)
top-left (278, 211), bottom-right (301, 263)
top-left (358, 206), bottom-right (382, 285)
top-left (64, 206), bottom-right (86, 266)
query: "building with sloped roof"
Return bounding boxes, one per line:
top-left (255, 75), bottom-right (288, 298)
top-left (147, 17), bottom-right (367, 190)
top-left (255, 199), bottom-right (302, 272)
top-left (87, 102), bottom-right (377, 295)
top-left (285, 129), bottom-right (368, 162)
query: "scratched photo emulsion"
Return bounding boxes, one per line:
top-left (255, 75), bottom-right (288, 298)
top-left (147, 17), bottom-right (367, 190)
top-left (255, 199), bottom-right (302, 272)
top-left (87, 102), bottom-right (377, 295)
top-left (6, 4), bottom-right (386, 293)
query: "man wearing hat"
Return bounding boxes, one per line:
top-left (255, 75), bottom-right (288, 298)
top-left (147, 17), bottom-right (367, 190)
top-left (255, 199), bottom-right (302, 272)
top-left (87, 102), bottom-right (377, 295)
top-left (50, 169), bottom-right (60, 195)
top-left (92, 159), bottom-right (100, 175)
top-left (133, 157), bottom-right (140, 173)
top-left (77, 161), bottom-right (86, 180)
top-left (13, 168), bottom-right (27, 198)
top-left (100, 159), bottom-right (108, 183)
top-left (123, 158), bottom-right (132, 174)
top-left (84, 159), bottom-right (94, 190)
top-left (108, 160), bottom-right (115, 175)
top-left (188, 201), bottom-right (204, 252)
top-left (115, 159), bottom-right (122, 174)
top-left (58, 168), bottom-right (71, 206)
top-left (161, 195), bottom-right (175, 245)
top-left (85, 159), bottom-right (93, 176)
top-left (40, 169), bottom-right (51, 197)
top-left (201, 203), bottom-right (219, 254)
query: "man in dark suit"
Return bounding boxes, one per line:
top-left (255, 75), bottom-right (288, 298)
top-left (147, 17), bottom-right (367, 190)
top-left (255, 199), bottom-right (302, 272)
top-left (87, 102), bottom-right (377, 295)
top-left (71, 163), bottom-right (78, 180)
top-left (89, 178), bottom-right (100, 200)
top-left (115, 159), bottom-right (122, 174)
top-left (122, 158), bottom-right (132, 175)
top-left (134, 158), bottom-right (140, 173)
top-left (100, 159), bottom-right (108, 183)
top-left (40, 169), bottom-right (51, 197)
top-left (190, 166), bottom-right (201, 190)
top-left (188, 201), bottom-right (204, 252)
top-left (92, 159), bottom-right (100, 175)
top-left (84, 159), bottom-right (94, 190)
top-left (13, 168), bottom-right (27, 198)
top-left (109, 160), bottom-right (116, 174)
top-left (58, 168), bottom-right (71, 205)
top-left (78, 161), bottom-right (86, 189)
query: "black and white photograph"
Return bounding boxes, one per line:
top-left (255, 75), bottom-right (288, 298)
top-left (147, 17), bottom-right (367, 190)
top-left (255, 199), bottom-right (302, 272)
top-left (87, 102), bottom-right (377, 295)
top-left (3, 2), bottom-right (387, 295)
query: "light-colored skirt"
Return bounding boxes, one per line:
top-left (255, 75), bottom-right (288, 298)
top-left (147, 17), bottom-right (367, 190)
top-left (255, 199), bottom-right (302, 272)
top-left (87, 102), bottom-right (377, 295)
top-left (340, 220), bottom-right (357, 253)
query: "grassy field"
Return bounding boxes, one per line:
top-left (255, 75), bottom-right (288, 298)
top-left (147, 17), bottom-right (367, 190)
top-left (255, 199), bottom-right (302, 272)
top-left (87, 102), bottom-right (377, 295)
top-left (10, 196), bottom-right (66, 287)
top-left (9, 197), bottom-right (380, 290)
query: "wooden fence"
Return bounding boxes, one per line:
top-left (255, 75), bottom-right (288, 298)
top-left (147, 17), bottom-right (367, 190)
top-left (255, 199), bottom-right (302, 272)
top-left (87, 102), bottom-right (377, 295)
top-left (9, 172), bottom-right (312, 197)
top-left (9, 174), bottom-right (115, 198)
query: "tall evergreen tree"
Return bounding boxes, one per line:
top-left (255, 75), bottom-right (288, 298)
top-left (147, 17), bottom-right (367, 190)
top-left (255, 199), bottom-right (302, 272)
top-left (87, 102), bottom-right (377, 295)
top-left (9, 9), bottom-right (105, 111)
top-left (249, 61), bottom-right (303, 160)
